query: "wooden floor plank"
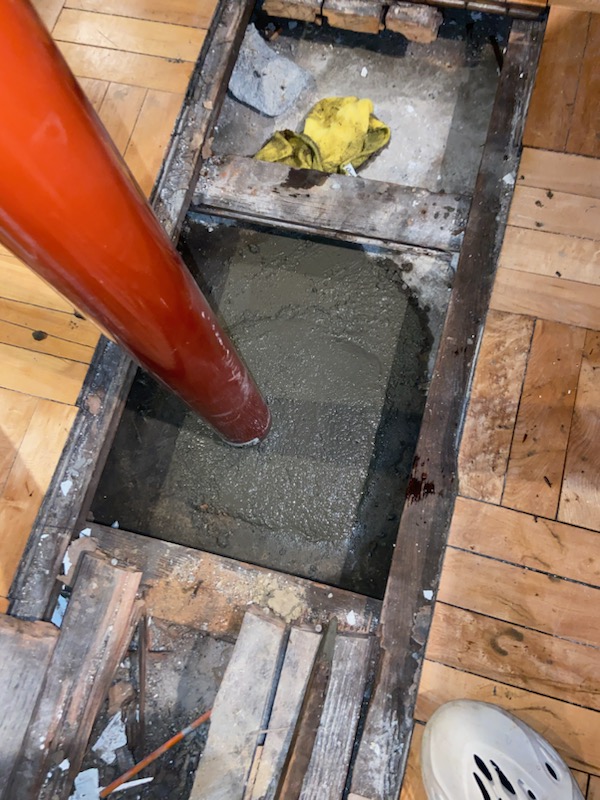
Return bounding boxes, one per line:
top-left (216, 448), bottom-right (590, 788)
top-left (0, 343), bottom-right (89, 405)
top-left (508, 186), bottom-right (600, 240)
top-left (439, 547), bottom-right (600, 646)
top-left (57, 41), bottom-right (193, 94)
top-left (399, 723), bottom-right (426, 800)
top-left (54, 9), bottom-right (206, 62)
top-left (499, 227), bottom-right (600, 287)
top-left (0, 298), bottom-right (98, 348)
top-left (426, 603), bottom-right (600, 711)
top-left (0, 401), bottom-right (77, 598)
top-left (566, 14), bottom-right (600, 158)
top-left (449, 497), bottom-right (600, 588)
top-left (0, 258), bottom-right (74, 313)
top-left (523, 8), bottom-right (590, 151)
top-left (64, 0), bottom-right (218, 28)
top-left (31, 0), bottom-right (65, 32)
top-left (125, 89), bottom-right (184, 195)
top-left (415, 660), bottom-right (600, 775)
top-left (491, 267), bottom-right (600, 329)
top-left (0, 390), bottom-right (38, 493)
top-left (519, 148), bottom-right (600, 199)
top-left (0, 320), bottom-right (95, 364)
top-left (458, 310), bottom-right (533, 503)
top-left (502, 320), bottom-right (585, 518)
top-left (559, 330), bottom-right (600, 531)
top-left (77, 76), bottom-right (109, 111)
top-left (97, 82), bottom-right (147, 155)
top-left (589, 776), bottom-right (600, 799)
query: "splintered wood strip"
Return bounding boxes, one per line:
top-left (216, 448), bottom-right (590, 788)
top-left (519, 148), bottom-right (600, 199)
top-left (458, 310), bottom-right (533, 503)
top-left (57, 41), bottom-right (193, 94)
top-left (490, 268), bottom-right (600, 329)
top-left (449, 497), bottom-right (600, 587)
top-left (125, 89), bottom-right (184, 195)
top-left (90, 524), bottom-right (381, 636)
top-left (438, 548), bottom-right (600, 646)
top-left (194, 156), bottom-right (469, 252)
top-left (8, 554), bottom-right (142, 800)
top-left (0, 298), bottom-right (98, 348)
top-left (0, 257), bottom-right (74, 313)
top-left (0, 400), bottom-right (77, 598)
top-left (54, 9), bottom-right (206, 62)
top-left (322, 0), bottom-right (385, 33)
top-left (31, 0), bottom-right (65, 32)
top-left (399, 723), bottom-right (426, 800)
top-left (426, 603), bottom-right (600, 711)
top-left (508, 186), bottom-right (600, 240)
top-left (523, 8), bottom-right (590, 151)
top-left (97, 83), bottom-right (147, 155)
top-left (415, 660), bottom-right (600, 775)
top-left (502, 320), bottom-right (585, 518)
top-left (499, 227), bottom-right (600, 286)
top-left (0, 390), bottom-right (38, 492)
top-left (189, 613), bottom-right (286, 800)
top-left (0, 343), bottom-right (89, 405)
top-left (301, 635), bottom-right (371, 799)
top-left (77, 76), bottom-right (109, 111)
top-left (558, 331), bottom-right (600, 531)
top-left (250, 629), bottom-right (321, 800)
top-left (0, 616), bottom-right (58, 800)
top-left (566, 15), bottom-right (600, 158)
top-left (0, 320), bottom-right (95, 364)
top-left (64, 0), bottom-right (218, 28)
top-left (263, 0), bottom-right (323, 21)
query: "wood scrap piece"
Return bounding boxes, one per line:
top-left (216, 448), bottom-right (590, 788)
top-left (322, 0), bottom-right (384, 33)
top-left (251, 628), bottom-right (321, 799)
top-left (300, 634), bottom-right (371, 799)
top-left (385, 3), bottom-right (442, 44)
top-left (0, 616), bottom-right (58, 800)
top-left (8, 553), bottom-right (142, 800)
top-left (263, 0), bottom-right (323, 22)
top-left (190, 612), bottom-right (287, 800)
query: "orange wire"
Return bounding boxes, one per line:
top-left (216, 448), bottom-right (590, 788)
top-left (99, 709), bottom-right (212, 797)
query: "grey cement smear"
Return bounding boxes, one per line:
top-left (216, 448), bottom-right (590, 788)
top-left (213, 20), bottom-right (501, 195)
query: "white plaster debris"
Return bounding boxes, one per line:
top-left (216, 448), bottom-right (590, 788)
top-left (62, 551), bottom-right (72, 577)
top-left (79, 527), bottom-right (92, 538)
top-left (69, 768), bottom-right (99, 800)
top-left (41, 533), bottom-right (49, 539)
top-left (327, 593), bottom-right (333, 599)
top-left (423, 590), bottom-right (434, 601)
top-left (58, 758), bottom-right (70, 772)
top-left (346, 610), bottom-right (357, 626)
top-left (502, 172), bottom-right (516, 186)
top-left (51, 594), bottom-right (68, 628)
top-left (110, 558), bottom-right (118, 566)
top-left (111, 520), bottom-right (120, 529)
top-left (361, 66), bottom-right (368, 77)
top-left (108, 777), bottom-right (154, 793)
top-left (92, 712), bottom-right (127, 765)
top-left (60, 479), bottom-right (73, 497)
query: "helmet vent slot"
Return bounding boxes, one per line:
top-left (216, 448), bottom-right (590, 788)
top-left (546, 762), bottom-right (558, 781)
top-left (474, 755), bottom-right (493, 782)
top-left (490, 760), bottom-right (516, 795)
top-left (474, 772), bottom-right (492, 800)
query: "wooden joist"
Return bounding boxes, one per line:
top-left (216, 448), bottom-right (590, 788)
top-left (385, 3), bottom-right (442, 44)
top-left (7, 553), bottom-right (142, 800)
top-left (322, 0), bottom-right (385, 34)
top-left (263, 0), bottom-right (323, 22)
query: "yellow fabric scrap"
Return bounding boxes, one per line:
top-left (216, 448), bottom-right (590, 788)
top-left (254, 96), bottom-right (390, 174)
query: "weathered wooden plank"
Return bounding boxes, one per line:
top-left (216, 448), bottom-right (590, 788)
top-left (88, 524), bottom-right (380, 635)
top-left (301, 635), bottom-right (371, 799)
top-left (415, 660), bottom-right (600, 775)
top-left (449, 497), bottom-right (600, 587)
top-left (426, 603), bottom-right (600, 711)
top-left (322, 0), bottom-right (384, 33)
top-left (523, 8), bottom-right (590, 151)
top-left (9, 0), bottom-right (254, 622)
top-left (458, 310), bottom-right (533, 503)
top-left (519, 148), bottom-right (600, 199)
top-left (508, 186), bottom-right (600, 240)
top-left (194, 156), bottom-right (468, 252)
top-left (0, 389), bottom-right (38, 492)
top-left (558, 330), bottom-right (600, 531)
top-left (438, 547), bottom-right (600, 645)
top-left (263, 0), bottom-right (322, 22)
top-left (251, 629), bottom-right (321, 800)
top-left (189, 612), bottom-right (286, 800)
top-left (499, 226), bottom-right (600, 286)
top-left (0, 342), bottom-right (88, 404)
top-left (349, 21), bottom-right (545, 800)
top-left (490, 267), bottom-right (600, 328)
top-left (566, 14), bottom-right (600, 158)
top-left (0, 320), bottom-right (93, 366)
top-left (385, 3), bottom-right (442, 44)
top-left (0, 298), bottom-right (98, 348)
top-left (7, 553), bottom-right (141, 799)
top-left (502, 320), bottom-right (585, 518)
top-left (0, 616), bottom-right (58, 800)
top-left (399, 723), bottom-right (426, 800)
top-left (64, 0), bottom-right (218, 28)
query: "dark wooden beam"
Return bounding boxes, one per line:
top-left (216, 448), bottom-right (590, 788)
top-left (348, 19), bottom-right (546, 800)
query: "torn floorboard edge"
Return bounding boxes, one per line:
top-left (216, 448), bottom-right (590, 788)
top-left (263, 0), bottom-right (323, 22)
top-left (0, 617), bottom-right (58, 800)
top-left (348, 19), bottom-right (545, 800)
top-left (192, 156), bottom-right (469, 253)
top-left (7, 0), bottom-right (256, 623)
top-left (7, 553), bottom-right (142, 800)
top-left (189, 612), bottom-right (287, 800)
top-left (86, 523), bottom-right (381, 636)
top-left (321, 0), bottom-right (386, 33)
